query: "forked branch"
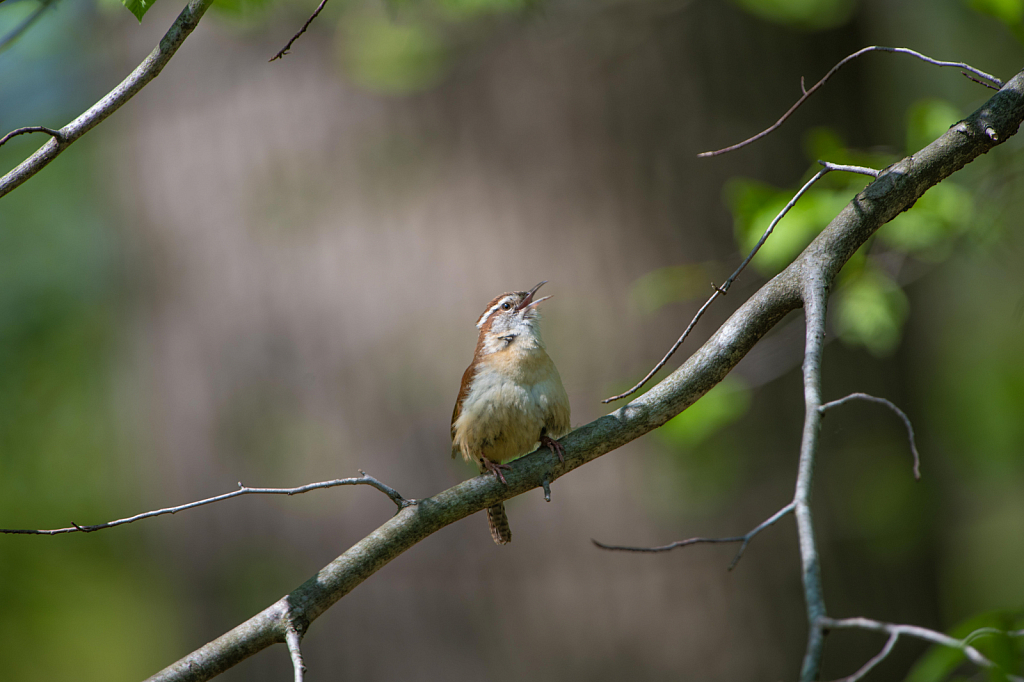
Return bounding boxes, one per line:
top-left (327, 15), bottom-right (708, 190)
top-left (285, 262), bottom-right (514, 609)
top-left (0, 126), bottom-right (64, 149)
top-left (592, 502), bottom-right (795, 570)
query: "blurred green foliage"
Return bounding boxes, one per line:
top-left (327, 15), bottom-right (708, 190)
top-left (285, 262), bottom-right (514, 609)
top-left (932, 281), bottom-right (1024, 482)
top-left (833, 264), bottom-right (909, 356)
top-left (333, 0), bottom-right (537, 95)
top-left (628, 268), bottom-right (753, 506)
top-left (826, 428), bottom-right (929, 562)
top-left (434, 0), bottom-right (533, 19)
top-left (213, 0), bottom-right (280, 21)
top-left (648, 377), bottom-right (751, 511)
top-left (657, 376), bottom-right (752, 449)
top-left (339, 12), bottom-right (450, 94)
top-left (628, 263), bottom-right (722, 315)
top-left (943, 495), bottom-right (1024, 628)
top-left (729, 0), bottom-right (857, 29)
top-left (966, 0), bottom-right (1024, 43)
top-left (968, 0), bottom-right (1024, 23)
top-left (906, 99), bottom-right (966, 154)
top-left (0, 140), bottom-right (181, 679)
top-left (906, 611), bottom-right (1024, 682)
top-left (877, 182), bottom-right (974, 261)
top-left (0, 149), bottom-right (120, 514)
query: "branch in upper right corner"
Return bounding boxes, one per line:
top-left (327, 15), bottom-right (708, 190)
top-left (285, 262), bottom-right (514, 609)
top-left (698, 46), bottom-right (1002, 158)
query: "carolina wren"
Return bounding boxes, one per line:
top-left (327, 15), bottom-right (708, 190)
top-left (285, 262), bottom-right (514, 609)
top-left (451, 281), bottom-right (571, 545)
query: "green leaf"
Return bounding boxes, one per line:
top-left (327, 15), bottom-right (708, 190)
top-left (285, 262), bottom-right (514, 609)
top-left (834, 267), bottom-right (908, 356)
top-left (122, 0), bottom-right (157, 22)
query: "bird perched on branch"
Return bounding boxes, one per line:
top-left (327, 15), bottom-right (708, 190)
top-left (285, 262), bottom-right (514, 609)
top-left (451, 281), bottom-right (571, 545)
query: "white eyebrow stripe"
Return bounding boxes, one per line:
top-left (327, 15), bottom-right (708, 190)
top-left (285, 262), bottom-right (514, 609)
top-left (476, 297), bottom-right (512, 328)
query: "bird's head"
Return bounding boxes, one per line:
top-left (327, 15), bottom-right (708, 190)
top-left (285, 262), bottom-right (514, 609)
top-left (475, 281), bottom-right (551, 352)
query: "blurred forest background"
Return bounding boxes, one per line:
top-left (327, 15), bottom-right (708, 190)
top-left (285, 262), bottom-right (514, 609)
top-left (1, 0), bottom-right (1023, 679)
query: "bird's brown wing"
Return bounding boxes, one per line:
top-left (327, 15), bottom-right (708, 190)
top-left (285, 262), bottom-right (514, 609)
top-left (451, 362), bottom-right (476, 458)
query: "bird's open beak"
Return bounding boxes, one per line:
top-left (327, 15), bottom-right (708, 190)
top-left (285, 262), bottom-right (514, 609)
top-left (517, 281), bottom-right (551, 311)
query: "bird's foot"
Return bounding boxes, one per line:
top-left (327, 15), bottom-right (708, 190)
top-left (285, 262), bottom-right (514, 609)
top-left (541, 434), bottom-right (565, 463)
top-left (481, 457), bottom-right (512, 485)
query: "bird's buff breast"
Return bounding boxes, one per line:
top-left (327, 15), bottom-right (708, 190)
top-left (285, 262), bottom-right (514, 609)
top-left (452, 349), bottom-right (570, 465)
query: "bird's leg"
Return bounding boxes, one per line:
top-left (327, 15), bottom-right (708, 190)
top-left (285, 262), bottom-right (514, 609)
top-left (481, 457), bottom-right (512, 485)
top-left (540, 433), bottom-right (565, 463)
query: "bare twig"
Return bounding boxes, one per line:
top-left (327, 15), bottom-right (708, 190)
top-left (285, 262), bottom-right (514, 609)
top-left (0, 471), bottom-right (412, 535)
top-left (0, 0), bottom-right (215, 199)
top-left (964, 626), bottom-right (1024, 644)
top-left (963, 72), bottom-right (1002, 91)
top-left (819, 392), bottom-right (922, 479)
top-left (698, 46), bottom-right (1003, 158)
top-left (602, 285), bottom-right (721, 402)
top-left (269, 0), bottom-right (330, 62)
top-left (820, 617), bottom-right (1024, 682)
top-left (818, 160), bottom-right (880, 177)
top-left (285, 624), bottom-right (305, 682)
top-left (605, 159), bottom-right (877, 403)
top-left (592, 502), bottom-right (795, 570)
top-left (0, 126), bottom-right (64, 149)
top-left (828, 631), bottom-right (898, 682)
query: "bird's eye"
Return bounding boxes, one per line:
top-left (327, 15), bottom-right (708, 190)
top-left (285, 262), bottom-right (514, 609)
top-left (501, 302), bottom-right (512, 311)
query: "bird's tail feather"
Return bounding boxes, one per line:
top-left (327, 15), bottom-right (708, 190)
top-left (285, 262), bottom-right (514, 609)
top-left (487, 503), bottom-right (512, 545)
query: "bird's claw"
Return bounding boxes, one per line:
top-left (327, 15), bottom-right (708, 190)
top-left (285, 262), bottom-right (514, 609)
top-left (482, 458), bottom-right (512, 485)
top-left (541, 435), bottom-right (565, 463)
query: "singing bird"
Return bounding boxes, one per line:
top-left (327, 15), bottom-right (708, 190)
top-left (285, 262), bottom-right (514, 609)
top-left (451, 281), bottom-right (571, 545)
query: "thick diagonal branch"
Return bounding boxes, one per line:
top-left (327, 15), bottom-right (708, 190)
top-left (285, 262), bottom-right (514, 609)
top-left (145, 67), bottom-right (1024, 682)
